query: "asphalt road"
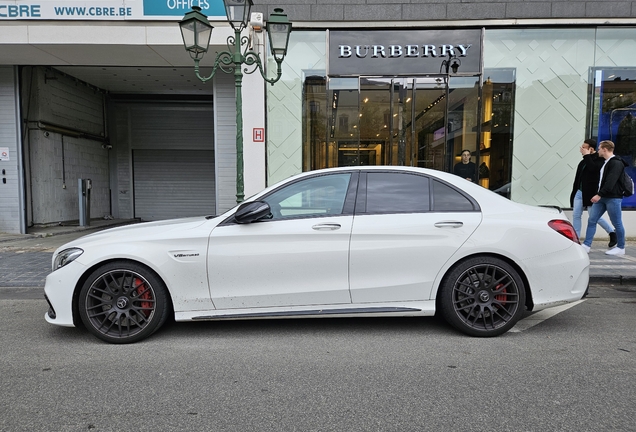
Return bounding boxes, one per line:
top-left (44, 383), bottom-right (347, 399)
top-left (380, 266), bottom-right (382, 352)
top-left (1, 285), bottom-right (634, 431)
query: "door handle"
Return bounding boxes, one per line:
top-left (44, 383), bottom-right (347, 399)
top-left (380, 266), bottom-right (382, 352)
top-left (434, 221), bottom-right (463, 228)
top-left (312, 223), bottom-right (341, 231)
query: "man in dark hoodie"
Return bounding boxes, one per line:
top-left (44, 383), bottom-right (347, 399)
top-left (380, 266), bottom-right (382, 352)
top-left (570, 138), bottom-right (616, 246)
top-left (582, 140), bottom-right (628, 255)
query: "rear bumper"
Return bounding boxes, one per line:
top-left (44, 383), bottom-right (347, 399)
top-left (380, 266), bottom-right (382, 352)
top-left (523, 244), bottom-right (590, 311)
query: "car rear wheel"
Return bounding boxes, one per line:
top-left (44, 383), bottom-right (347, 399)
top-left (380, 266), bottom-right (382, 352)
top-left (79, 261), bottom-right (169, 344)
top-left (439, 256), bottom-right (526, 337)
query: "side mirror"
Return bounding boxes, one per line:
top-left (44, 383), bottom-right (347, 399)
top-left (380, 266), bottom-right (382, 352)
top-left (234, 201), bottom-right (271, 224)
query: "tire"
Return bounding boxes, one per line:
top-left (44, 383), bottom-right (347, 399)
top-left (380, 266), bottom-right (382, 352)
top-left (79, 261), bottom-right (169, 344)
top-left (439, 256), bottom-right (526, 337)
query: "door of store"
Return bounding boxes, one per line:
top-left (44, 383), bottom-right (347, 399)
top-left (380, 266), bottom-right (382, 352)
top-left (323, 76), bottom-right (481, 176)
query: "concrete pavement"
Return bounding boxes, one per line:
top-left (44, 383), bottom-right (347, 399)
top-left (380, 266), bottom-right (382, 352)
top-left (1, 219), bottom-right (636, 289)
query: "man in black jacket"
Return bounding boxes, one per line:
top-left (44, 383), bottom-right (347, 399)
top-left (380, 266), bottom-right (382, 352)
top-left (569, 139), bottom-right (616, 245)
top-left (453, 149), bottom-right (477, 182)
top-left (582, 140), bottom-right (628, 255)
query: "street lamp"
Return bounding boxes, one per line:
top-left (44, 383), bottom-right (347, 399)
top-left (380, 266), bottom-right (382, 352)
top-left (440, 51), bottom-right (461, 74)
top-left (179, 1), bottom-right (292, 203)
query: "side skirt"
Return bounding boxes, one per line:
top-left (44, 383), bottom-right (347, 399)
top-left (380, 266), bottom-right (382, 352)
top-left (174, 301), bottom-right (436, 322)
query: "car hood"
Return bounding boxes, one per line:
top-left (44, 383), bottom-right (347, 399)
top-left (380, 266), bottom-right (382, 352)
top-left (57, 216), bottom-right (220, 251)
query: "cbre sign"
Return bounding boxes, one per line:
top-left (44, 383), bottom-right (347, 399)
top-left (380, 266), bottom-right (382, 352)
top-left (0, 0), bottom-right (227, 20)
top-left (328, 29), bottom-right (482, 76)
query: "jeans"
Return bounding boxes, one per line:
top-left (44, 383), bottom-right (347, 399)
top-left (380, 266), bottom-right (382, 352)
top-left (583, 197), bottom-right (625, 248)
top-left (572, 190), bottom-right (613, 237)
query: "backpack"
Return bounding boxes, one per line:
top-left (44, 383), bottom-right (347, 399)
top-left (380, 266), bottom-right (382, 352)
top-left (619, 169), bottom-right (634, 197)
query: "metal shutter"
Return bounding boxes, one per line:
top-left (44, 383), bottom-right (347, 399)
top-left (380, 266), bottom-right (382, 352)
top-left (133, 149), bottom-right (215, 221)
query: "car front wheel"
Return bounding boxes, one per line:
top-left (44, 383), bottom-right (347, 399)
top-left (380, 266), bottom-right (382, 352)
top-left (79, 261), bottom-right (169, 344)
top-left (439, 257), bottom-right (526, 337)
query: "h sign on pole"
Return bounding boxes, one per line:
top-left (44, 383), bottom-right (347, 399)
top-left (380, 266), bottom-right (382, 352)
top-left (253, 128), bottom-right (265, 142)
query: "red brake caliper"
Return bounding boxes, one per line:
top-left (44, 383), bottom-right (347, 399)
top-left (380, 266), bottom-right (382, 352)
top-left (494, 283), bottom-right (506, 305)
top-left (135, 278), bottom-right (152, 317)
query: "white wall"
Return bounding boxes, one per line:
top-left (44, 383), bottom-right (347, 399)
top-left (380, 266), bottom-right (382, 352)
top-left (266, 32), bottom-right (326, 186)
top-left (0, 66), bottom-right (23, 234)
top-left (243, 29), bottom-right (267, 198)
top-left (484, 28), bottom-right (596, 208)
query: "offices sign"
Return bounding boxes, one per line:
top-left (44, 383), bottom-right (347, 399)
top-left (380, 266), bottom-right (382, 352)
top-left (0, 0), bottom-right (226, 20)
top-left (329, 29), bottom-right (483, 76)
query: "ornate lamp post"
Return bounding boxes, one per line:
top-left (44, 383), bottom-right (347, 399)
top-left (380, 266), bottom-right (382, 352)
top-left (440, 52), bottom-right (461, 74)
top-left (179, 1), bottom-right (292, 203)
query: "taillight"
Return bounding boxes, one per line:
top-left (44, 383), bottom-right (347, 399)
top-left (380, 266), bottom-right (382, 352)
top-left (548, 219), bottom-right (580, 244)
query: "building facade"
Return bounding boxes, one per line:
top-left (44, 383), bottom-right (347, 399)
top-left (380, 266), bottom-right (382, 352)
top-left (0, 0), bottom-right (269, 234)
top-left (261, 3), bottom-right (636, 218)
top-left (1, 1), bottom-right (636, 234)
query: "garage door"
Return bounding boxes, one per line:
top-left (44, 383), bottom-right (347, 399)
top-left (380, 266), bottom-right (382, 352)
top-left (133, 149), bottom-right (215, 221)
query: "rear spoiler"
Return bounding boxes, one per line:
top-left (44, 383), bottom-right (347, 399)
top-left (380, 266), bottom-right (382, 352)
top-left (539, 205), bottom-right (563, 213)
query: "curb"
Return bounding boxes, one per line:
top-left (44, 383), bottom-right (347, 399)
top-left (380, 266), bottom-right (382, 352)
top-left (0, 220), bottom-right (140, 243)
top-left (589, 276), bottom-right (636, 286)
top-left (30, 226), bottom-right (108, 238)
top-left (0, 234), bottom-right (37, 243)
top-left (29, 220), bottom-right (140, 238)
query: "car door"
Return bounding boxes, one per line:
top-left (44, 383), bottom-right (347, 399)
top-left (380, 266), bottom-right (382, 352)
top-left (208, 172), bottom-right (358, 309)
top-left (349, 171), bottom-right (482, 303)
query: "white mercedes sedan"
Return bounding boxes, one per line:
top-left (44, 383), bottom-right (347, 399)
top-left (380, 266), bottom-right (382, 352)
top-left (44, 166), bottom-right (589, 343)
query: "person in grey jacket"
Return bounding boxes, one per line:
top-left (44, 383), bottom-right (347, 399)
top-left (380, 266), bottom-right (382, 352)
top-left (582, 140), bottom-right (628, 255)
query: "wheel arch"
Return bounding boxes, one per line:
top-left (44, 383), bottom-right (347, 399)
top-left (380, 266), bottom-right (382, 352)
top-left (436, 252), bottom-right (534, 312)
top-left (71, 258), bottom-right (175, 327)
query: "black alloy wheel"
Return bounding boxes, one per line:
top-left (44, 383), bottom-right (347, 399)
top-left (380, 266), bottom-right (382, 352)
top-left (79, 261), bottom-right (169, 344)
top-left (439, 256), bottom-right (526, 337)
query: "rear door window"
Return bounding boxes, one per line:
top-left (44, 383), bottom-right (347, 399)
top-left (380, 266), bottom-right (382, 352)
top-left (365, 172), bottom-right (430, 213)
top-left (432, 180), bottom-right (476, 211)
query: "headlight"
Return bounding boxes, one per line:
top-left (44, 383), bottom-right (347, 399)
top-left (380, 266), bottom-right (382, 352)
top-left (53, 248), bottom-right (83, 271)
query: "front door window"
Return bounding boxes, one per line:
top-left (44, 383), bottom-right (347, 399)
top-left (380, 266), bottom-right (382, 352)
top-left (263, 173), bottom-right (352, 219)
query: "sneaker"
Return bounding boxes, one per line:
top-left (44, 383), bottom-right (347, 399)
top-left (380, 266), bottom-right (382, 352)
top-left (582, 244), bottom-right (590, 253)
top-left (605, 247), bottom-right (625, 256)
top-left (608, 232), bottom-right (617, 248)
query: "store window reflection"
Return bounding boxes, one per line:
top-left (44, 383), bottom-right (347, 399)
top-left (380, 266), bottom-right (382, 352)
top-left (301, 71), bottom-right (516, 198)
top-left (482, 69), bottom-right (515, 198)
top-left (588, 68), bottom-right (636, 208)
top-left (303, 74), bottom-right (328, 171)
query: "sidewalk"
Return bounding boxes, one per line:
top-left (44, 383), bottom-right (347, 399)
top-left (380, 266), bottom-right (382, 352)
top-left (1, 220), bottom-right (636, 288)
top-left (0, 218), bottom-right (140, 289)
top-left (584, 239), bottom-right (636, 286)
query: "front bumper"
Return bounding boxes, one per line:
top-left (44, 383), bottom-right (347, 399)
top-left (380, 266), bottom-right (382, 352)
top-left (43, 260), bottom-right (88, 327)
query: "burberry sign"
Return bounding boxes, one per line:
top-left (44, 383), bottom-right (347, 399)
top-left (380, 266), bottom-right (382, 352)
top-left (338, 44), bottom-right (473, 59)
top-left (328, 29), bottom-right (482, 76)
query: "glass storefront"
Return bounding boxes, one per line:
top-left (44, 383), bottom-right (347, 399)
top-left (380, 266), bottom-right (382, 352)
top-left (268, 27), bottom-right (636, 208)
top-left (588, 67), bottom-right (636, 208)
top-left (302, 73), bottom-right (514, 197)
